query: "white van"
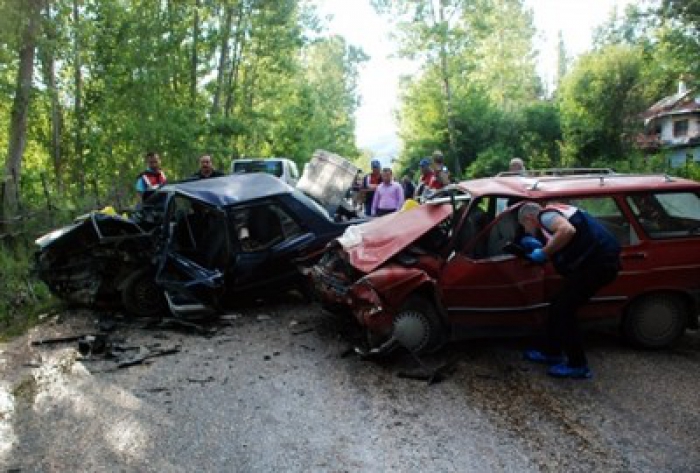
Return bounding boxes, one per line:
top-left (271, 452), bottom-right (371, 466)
top-left (230, 158), bottom-right (300, 187)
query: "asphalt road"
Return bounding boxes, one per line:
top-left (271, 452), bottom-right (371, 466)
top-left (1, 299), bottom-right (699, 472)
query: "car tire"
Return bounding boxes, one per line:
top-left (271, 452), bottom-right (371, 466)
top-left (623, 294), bottom-right (687, 349)
top-left (392, 295), bottom-right (445, 354)
top-left (121, 268), bottom-right (167, 318)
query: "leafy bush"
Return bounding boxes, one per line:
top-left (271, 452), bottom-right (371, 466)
top-left (0, 241), bottom-right (55, 339)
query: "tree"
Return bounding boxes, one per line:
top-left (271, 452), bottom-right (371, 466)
top-left (557, 45), bottom-right (645, 166)
top-left (373, 0), bottom-right (467, 176)
top-left (379, 0), bottom-right (541, 176)
top-left (3, 0), bottom-right (42, 218)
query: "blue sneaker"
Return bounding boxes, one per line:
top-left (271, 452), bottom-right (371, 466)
top-left (523, 349), bottom-right (565, 365)
top-left (547, 363), bottom-right (592, 379)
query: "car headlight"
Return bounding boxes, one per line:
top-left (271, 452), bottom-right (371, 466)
top-left (35, 223), bottom-right (80, 248)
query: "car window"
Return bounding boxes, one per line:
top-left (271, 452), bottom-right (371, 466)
top-left (561, 197), bottom-right (638, 246)
top-left (289, 161), bottom-right (299, 179)
top-left (455, 198), bottom-right (492, 256)
top-left (232, 161), bottom-right (283, 178)
top-left (468, 207), bottom-right (521, 259)
top-left (230, 202), bottom-right (303, 253)
top-left (627, 192), bottom-right (700, 239)
top-left (167, 196), bottom-right (228, 268)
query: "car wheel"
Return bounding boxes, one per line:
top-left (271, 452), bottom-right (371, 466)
top-left (623, 294), bottom-right (687, 349)
top-left (121, 268), bottom-right (167, 317)
top-left (391, 295), bottom-right (445, 354)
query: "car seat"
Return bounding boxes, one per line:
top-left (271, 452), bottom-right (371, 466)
top-left (247, 206), bottom-right (283, 248)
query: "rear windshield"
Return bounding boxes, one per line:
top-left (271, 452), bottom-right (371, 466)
top-left (232, 160), bottom-right (283, 178)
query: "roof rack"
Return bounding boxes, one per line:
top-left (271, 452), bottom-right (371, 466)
top-left (497, 168), bottom-right (616, 177)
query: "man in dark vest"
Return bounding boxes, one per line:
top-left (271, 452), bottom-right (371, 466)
top-left (518, 201), bottom-right (621, 379)
top-left (192, 154), bottom-right (224, 179)
top-left (135, 151), bottom-right (167, 200)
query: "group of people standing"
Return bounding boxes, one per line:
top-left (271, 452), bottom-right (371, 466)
top-left (135, 152), bottom-right (225, 199)
top-left (355, 150), bottom-right (451, 217)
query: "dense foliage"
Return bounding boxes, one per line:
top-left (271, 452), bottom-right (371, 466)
top-left (0, 0), bottom-right (366, 218)
top-left (378, 0), bottom-right (700, 180)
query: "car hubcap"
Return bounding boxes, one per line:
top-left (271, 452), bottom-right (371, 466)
top-left (393, 310), bottom-right (430, 352)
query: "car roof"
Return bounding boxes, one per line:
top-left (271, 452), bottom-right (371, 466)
top-left (159, 173), bottom-right (292, 207)
top-left (459, 173), bottom-right (700, 200)
top-left (232, 158), bottom-right (292, 163)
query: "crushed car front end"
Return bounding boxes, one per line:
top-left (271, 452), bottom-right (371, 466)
top-left (34, 210), bottom-right (159, 307)
top-left (312, 200), bottom-right (458, 352)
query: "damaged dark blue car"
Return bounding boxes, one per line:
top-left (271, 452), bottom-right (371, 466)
top-left (35, 173), bottom-right (360, 318)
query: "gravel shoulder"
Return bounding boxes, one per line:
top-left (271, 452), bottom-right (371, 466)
top-left (1, 300), bottom-right (699, 472)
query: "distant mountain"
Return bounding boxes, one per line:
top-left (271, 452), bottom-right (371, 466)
top-left (357, 131), bottom-right (401, 162)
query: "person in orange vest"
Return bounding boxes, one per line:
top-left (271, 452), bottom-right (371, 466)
top-left (431, 150), bottom-right (450, 188)
top-left (361, 160), bottom-right (382, 216)
top-left (135, 151), bottom-right (167, 200)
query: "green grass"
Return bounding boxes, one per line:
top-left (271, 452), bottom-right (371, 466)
top-left (0, 241), bottom-right (59, 340)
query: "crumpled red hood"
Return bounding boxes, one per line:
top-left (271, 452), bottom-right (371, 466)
top-left (342, 204), bottom-right (453, 273)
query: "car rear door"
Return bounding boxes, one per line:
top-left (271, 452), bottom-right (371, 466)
top-left (228, 200), bottom-right (313, 293)
top-left (438, 201), bottom-right (547, 337)
top-left (550, 196), bottom-right (639, 321)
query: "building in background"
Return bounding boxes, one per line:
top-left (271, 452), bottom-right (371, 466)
top-left (638, 81), bottom-right (700, 167)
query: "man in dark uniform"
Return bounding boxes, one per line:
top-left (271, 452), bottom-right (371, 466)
top-left (192, 154), bottom-right (224, 179)
top-left (518, 201), bottom-right (621, 379)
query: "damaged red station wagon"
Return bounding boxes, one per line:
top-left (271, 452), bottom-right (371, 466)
top-left (311, 170), bottom-right (700, 355)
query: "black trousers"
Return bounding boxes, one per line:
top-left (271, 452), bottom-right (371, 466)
top-left (543, 258), bottom-right (620, 367)
top-left (375, 208), bottom-right (396, 216)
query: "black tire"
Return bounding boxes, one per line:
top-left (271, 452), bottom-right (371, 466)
top-left (623, 294), bottom-right (687, 349)
top-left (391, 295), bottom-right (445, 354)
top-left (121, 268), bottom-right (167, 317)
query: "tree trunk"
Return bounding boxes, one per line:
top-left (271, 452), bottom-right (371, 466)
top-left (190, 0), bottom-right (200, 106)
top-left (40, 0), bottom-right (64, 194)
top-left (211, 5), bottom-right (233, 117)
top-left (73, 0), bottom-right (85, 197)
top-left (224, 2), bottom-right (248, 118)
top-left (3, 0), bottom-right (42, 219)
top-left (437, 2), bottom-right (461, 178)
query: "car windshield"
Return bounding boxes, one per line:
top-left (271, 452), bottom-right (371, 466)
top-left (232, 160), bottom-right (283, 178)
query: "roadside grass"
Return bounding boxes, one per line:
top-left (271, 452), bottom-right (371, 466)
top-left (0, 243), bottom-right (58, 341)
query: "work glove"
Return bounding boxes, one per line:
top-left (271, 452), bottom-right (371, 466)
top-left (527, 248), bottom-right (547, 264)
top-left (520, 235), bottom-right (543, 251)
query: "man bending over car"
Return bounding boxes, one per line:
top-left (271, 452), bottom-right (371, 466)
top-left (517, 202), bottom-right (621, 379)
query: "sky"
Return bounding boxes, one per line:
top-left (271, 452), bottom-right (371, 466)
top-left (315, 0), bottom-right (637, 160)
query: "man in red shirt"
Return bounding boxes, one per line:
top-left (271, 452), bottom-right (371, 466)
top-left (135, 151), bottom-right (167, 200)
top-left (414, 158), bottom-right (435, 199)
top-left (431, 150), bottom-right (450, 188)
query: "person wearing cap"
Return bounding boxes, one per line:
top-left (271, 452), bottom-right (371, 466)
top-left (414, 158), bottom-right (436, 199)
top-left (431, 150), bottom-right (450, 188)
top-left (371, 168), bottom-right (404, 216)
top-left (361, 159), bottom-right (382, 216)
